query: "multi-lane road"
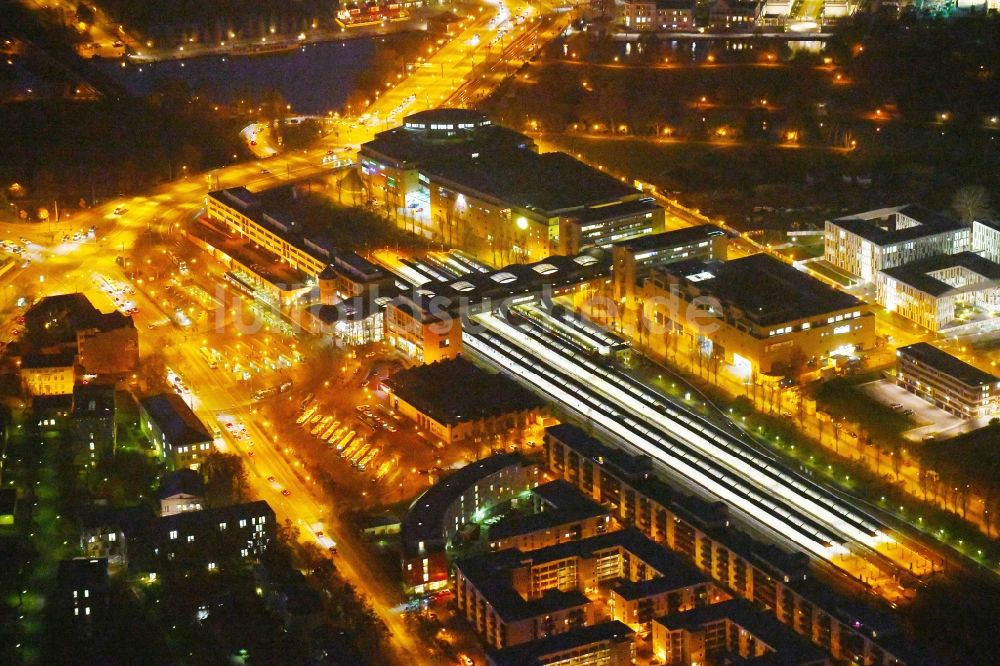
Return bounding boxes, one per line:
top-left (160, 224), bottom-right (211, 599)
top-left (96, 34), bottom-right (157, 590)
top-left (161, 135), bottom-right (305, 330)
top-left (1, 2), bottom-right (556, 663)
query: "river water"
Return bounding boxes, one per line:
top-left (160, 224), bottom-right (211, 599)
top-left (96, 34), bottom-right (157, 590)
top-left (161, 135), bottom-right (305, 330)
top-left (96, 39), bottom-right (376, 115)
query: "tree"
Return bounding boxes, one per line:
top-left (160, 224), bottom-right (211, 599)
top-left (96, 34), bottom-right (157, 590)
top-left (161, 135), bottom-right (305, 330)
top-left (952, 186), bottom-right (993, 223)
top-left (201, 451), bottom-right (251, 506)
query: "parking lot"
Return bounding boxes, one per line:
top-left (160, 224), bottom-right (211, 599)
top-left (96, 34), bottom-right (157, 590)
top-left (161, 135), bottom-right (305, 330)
top-left (859, 379), bottom-right (990, 441)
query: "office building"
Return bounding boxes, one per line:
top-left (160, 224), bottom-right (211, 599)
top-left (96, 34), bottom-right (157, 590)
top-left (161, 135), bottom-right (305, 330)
top-left (620, 0), bottom-right (695, 30)
top-left (612, 224), bottom-right (728, 303)
top-left (487, 621), bottom-right (636, 666)
top-left (383, 356), bottom-right (547, 444)
top-left (318, 253), bottom-right (390, 301)
top-left (896, 343), bottom-right (999, 418)
top-left (359, 110), bottom-right (664, 264)
top-left (972, 219), bottom-right (1000, 263)
top-left (359, 108), bottom-right (536, 236)
top-left (824, 205), bottom-right (969, 282)
top-left (205, 185), bottom-right (392, 307)
top-left (876, 252), bottom-right (1000, 332)
top-left (384, 293), bottom-right (463, 364)
top-left (653, 599), bottom-right (830, 666)
top-left (138, 393), bottom-right (214, 469)
top-left (423, 149), bottom-right (664, 263)
top-left (400, 453), bottom-right (539, 594)
top-left (642, 254), bottom-right (874, 375)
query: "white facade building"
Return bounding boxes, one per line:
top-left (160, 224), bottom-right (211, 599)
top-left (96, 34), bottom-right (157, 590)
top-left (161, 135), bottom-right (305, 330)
top-left (825, 205), bottom-right (969, 282)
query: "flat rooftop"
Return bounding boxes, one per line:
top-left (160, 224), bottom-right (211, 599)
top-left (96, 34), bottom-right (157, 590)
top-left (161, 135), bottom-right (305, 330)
top-left (487, 621), bottom-right (634, 666)
top-left (383, 356), bottom-right (546, 426)
top-left (455, 549), bottom-right (592, 622)
top-left (523, 529), bottom-right (707, 585)
top-left (21, 351), bottom-right (76, 369)
top-left (488, 480), bottom-right (609, 543)
top-left (830, 204), bottom-right (966, 246)
top-left (401, 453), bottom-right (529, 555)
top-left (191, 217), bottom-right (310, 289)
top-left (209, 185), bottom-right (389, 277)
top-left (423, 149), bottom-right (643, 216)
top-left (361, 111), bottom-right (535, 168)
top-left (546, 423), bottom-right (654, 479)
top-left (398, 249), bottom-right (611, 307)
top-left (657, 254), bottom-right (863, 327)
top-left (568, 196), bottom-right (662, 225)
top-left (880, 251), bottom-right (1000, 297)
top-left (614, 224), bottom-right (726, 253)
top-left (655, 598), bottom-right (828, 664)
top-left (138, 393), bottom-right (212, 448)
top-left (897, 342), bottom-right (999, 388)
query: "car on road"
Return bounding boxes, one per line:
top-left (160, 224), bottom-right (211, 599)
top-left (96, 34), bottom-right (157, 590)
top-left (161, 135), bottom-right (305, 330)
top-left (248, 450), bottom-right (254, 457)
top-left (259, 168), bottom-right (270, 175)
top-left (902, 409), bottom-right (914, 416)
top-left (250, 140), bottom-right (257, 146)
top-left (113, 207), bottom-right (126, 215)
top-left (267, 476), bottom-right (276, 482)
top-left (281, 489), bottom-right (291, 496)
top-left (890, 403), bottom-right (903, 410)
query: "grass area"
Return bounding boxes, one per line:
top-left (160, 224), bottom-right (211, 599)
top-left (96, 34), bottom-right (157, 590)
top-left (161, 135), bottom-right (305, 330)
top-left (631, 357), bottom-right (1000, 568)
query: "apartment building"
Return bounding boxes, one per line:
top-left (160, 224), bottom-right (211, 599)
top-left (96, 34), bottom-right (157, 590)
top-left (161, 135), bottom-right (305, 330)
top-left (544, 424), bottom-right (910, 666)
top-left (138, 393), bottom-right (214, 469)
top-left (400, 453), bottom-right (539, 594)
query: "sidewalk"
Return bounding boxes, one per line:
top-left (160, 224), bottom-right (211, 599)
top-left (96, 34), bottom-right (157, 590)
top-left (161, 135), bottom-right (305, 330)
top-left (576, 291), bottom-right (994, 539)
